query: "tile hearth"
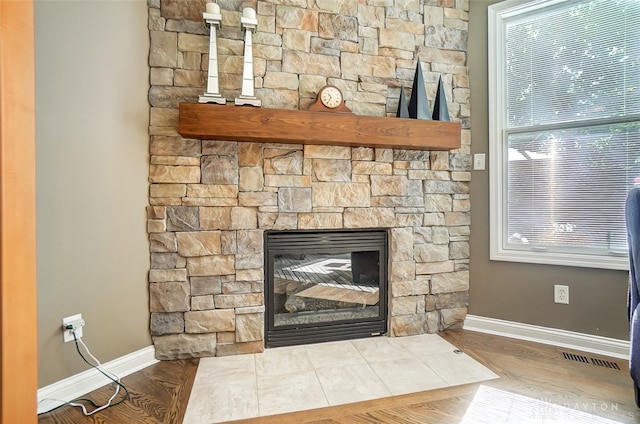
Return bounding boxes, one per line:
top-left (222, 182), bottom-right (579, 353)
top-left (182, 333), bottom-right (499, 424)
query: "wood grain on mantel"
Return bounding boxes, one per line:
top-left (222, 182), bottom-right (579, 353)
top-left (179, 103), bottom-right (461, 151)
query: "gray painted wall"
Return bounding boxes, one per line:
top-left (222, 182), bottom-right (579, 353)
top-left (468, 0), bottom-right (629, 340)
top-left (35, 0), bottom-right (151, 387)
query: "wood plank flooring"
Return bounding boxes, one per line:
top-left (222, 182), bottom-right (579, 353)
top-left (38, 330), bottom-right (639, 423)
top-left (38, 358), bottom-right (198, 424)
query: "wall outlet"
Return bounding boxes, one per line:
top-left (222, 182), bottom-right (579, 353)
top-left (62, 314), bottom-right (84, 342)
top-left (554, 285), bottom-right (569, 304)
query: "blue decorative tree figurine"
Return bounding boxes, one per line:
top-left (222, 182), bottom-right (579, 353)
top-left (432, 75), bottom-right (450, 121)
top-left (408, 61), bottom-right (431, 120)
top-left (396, 86), bottom-right (409, 118)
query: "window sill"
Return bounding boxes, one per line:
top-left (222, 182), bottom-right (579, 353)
top-left (490, 248), bottom-right (629, 271)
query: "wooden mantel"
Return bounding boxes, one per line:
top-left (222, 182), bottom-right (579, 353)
top-left (178, 103), bottom-right (461, 151)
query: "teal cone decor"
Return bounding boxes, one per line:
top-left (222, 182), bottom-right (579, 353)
top-left (408, 61), bottom-right (431, 120)
top-left (396, 86), bottom-right (409, 118)
top-left (432, 75), bottom-right (450, 121)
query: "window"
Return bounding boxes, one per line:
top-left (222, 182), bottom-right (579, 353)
top-left (488, 0), bottom-right (640, 270)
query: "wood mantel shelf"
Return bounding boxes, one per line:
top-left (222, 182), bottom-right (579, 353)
top-left (179, 103), bottom-right (461, 151)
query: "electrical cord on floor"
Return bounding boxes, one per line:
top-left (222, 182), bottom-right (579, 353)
top-left (37, 330), bottom-right (129, 416)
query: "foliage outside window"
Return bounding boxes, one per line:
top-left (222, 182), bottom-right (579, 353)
top-left (488, 0), bottom-right (640, 270)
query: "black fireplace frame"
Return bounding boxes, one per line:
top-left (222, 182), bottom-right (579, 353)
top-left (264, 228), bottom-right (388, 348)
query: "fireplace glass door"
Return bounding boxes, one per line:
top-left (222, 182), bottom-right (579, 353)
top-left (265, 229), bottom-right (387, 347)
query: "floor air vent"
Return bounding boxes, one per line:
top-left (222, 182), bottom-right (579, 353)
top-left (590, 357), bottom-right (621, 370)
top-left (562, 352), bottom-right (589, 364)
top-left (562, 352), bottom-right (621, 370)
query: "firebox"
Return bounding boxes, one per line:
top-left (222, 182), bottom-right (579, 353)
top-left (264, 228), bottom-right (388, 348)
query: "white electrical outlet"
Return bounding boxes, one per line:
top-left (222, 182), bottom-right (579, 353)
top-left (554, 285), bottom-right (569, 304)
top-left (62, 313), bottom-right (85, 342)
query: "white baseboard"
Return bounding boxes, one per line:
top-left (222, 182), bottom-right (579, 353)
top-left (464, 315), bottom-right (630, 360)
top-left (37, 345), bottom-right (158, 415)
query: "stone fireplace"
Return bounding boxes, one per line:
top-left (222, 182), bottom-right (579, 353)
top-left (146, 0), bottom-right (471, 360)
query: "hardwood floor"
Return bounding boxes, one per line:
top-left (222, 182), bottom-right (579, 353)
top-left (38, 330), bottom-right (639, 423)
top-left (38, 358), bottom-right (198, 424)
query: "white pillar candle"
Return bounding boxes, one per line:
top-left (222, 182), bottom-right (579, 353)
top-left (242, 7), bottom-right (256, 19)
top-left (206, 2), bottom-right (220, 14)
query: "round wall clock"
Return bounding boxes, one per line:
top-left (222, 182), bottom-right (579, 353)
top-left (309, 85), bottom-right (352, 113)
top-left (319, 85), bottom-right (343, 109)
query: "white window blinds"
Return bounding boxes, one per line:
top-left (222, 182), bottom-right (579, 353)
top-left (490, 0), bottom-right (640, 269)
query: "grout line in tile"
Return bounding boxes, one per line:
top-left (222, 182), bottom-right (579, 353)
top-left (307, 342), bottom-right (332, 408)
top-left (311, 362), bottom-right (331, 408)
top-left (253, 353), bottom-right (262, 417)
top-left (368, 359), bottom-right (397, 396)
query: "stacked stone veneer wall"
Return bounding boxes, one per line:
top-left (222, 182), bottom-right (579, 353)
top-left (146, 0), bottom-right (471, 360)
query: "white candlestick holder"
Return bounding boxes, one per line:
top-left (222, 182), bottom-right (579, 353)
top-left (199, 2), bottom-right (226, 105)
top-left (235, 7), bottom-right (261, 107)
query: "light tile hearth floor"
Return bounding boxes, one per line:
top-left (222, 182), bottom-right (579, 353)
top-left (182, 333), bottom-right (499, 424)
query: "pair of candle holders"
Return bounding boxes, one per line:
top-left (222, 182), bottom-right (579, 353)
top-left (199, 3), bottom-right (261, 107)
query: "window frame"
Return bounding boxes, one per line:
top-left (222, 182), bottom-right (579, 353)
top-left (488, 0), bottom-right (632, 271)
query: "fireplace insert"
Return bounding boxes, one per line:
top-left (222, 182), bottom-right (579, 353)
top-left (264, 228), bottom-right (388, 348)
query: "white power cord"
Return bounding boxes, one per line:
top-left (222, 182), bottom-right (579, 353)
top-left (38, 329), bottom-right (127, 416)
top-left (67, 331), bottom-right (122, 415)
